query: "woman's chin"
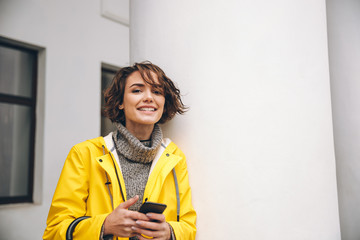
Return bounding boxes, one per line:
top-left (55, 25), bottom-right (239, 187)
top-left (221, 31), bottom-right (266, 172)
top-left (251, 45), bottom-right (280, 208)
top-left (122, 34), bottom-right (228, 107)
top-left (127, 118), bottom-right (161, 127)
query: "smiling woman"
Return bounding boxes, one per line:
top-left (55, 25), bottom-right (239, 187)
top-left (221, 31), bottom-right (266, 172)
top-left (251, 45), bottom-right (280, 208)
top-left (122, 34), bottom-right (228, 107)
top-left (43, 62), bottom-right (196, 240)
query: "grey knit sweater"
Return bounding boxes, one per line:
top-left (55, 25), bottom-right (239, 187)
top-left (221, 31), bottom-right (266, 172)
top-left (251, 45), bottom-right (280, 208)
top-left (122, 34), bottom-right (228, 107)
top-left (112, 123), bottom-right (163, 211)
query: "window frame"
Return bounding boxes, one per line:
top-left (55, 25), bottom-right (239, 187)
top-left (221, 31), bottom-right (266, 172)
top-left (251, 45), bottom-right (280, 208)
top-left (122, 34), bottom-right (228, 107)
top-left (0, 38), bottom-right (38, 204)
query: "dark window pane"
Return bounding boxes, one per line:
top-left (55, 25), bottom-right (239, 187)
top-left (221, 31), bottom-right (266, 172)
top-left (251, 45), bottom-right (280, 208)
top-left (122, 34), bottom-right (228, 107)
top-left (0, 45), bottom-right (35, 98)
top-left (0, 103), bottom-right (31, 197)
top-left (101, 68), bottom-right (118, 136)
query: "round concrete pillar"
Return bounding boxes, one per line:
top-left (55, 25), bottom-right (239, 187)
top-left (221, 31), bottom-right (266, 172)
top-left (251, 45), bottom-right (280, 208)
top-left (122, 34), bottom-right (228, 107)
top-left (131, 1), bottom-right (340, 239)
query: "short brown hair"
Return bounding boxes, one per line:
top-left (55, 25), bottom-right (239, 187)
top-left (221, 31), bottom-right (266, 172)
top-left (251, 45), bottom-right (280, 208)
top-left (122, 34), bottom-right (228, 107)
top-left (103, 61), bottom-right (187, 124)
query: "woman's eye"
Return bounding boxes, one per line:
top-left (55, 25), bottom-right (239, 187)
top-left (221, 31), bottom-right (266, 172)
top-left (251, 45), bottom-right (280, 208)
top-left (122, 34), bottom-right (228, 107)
top-left (132, 89), bottom-right (141, 93)
top-left (153, 89), bottom-right (163, 95)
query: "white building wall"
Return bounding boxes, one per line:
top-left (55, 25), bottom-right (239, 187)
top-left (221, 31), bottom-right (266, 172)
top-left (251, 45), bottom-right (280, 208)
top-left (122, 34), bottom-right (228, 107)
top-left (131, 0), bottom-right (341, 239)
top-left (0, 1), bottom-right (129, 239)
top-left (0, 1), bottom-right (351, 239)
top-left (327, 0), bottom-right (360, 239)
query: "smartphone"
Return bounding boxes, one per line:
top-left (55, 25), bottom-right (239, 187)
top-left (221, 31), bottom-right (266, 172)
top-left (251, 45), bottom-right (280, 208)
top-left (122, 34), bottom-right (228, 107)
top-left (139, 201), bottom-right (167, 214)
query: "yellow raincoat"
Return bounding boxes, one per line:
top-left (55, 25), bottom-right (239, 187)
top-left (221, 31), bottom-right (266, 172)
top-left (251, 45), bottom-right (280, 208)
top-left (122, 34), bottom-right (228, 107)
top-left (43, 133), bottom-right (196, 240)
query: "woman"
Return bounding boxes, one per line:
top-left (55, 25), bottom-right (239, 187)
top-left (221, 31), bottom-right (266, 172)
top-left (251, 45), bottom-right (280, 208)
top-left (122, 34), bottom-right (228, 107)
top-left (43, 62), bottom-right (196, 240)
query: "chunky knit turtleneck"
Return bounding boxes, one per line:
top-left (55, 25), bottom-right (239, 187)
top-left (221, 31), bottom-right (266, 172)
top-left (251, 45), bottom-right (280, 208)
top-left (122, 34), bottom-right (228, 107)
top-left (112, 123), bottom-right (163, 212)
top-left (113, 123), bottom-right (162, 163)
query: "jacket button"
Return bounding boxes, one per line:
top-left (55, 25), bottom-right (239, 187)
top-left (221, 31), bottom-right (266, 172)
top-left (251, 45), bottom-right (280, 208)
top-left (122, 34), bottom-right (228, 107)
top-left (99, 159), bottom-right (103, 162)
top-left (166, 153), bottom-right (170, 157)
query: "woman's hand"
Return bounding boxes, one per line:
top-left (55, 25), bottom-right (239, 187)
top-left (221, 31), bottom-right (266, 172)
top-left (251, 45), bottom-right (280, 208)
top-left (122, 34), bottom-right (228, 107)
top-left (132, 213), bottom-right (171, 240)
top-left (103, 195), bottom-right (150, 238)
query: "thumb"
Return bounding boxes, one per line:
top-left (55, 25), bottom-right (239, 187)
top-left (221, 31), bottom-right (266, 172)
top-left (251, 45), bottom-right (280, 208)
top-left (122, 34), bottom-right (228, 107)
top-left (118, 195), bottom-right (139, 209)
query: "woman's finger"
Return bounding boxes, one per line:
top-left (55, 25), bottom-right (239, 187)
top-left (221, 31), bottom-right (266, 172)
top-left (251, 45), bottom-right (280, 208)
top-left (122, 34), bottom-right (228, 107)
top-left (146, 213), bottom-right (166, 222)
top-left (135, 219), bottom-right (160, 231)
top-left (132, 226), bottom-right (158, 238)
top-left (118, 195), bottom-right (139, 209)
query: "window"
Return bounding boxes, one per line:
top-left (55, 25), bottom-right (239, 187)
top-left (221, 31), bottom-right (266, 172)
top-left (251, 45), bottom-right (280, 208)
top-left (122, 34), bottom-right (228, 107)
top-left (0, 37), bottom-right (38, 204)
top-left (101, 64), bottom-right (119, 136)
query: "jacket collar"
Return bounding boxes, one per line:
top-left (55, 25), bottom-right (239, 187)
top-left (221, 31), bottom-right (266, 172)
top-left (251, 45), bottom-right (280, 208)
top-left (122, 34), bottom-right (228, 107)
top-left (101, 132), bottom-right (181, 202)
top-left (103, 132), bottom-right (121, 170)
top-left (103, 132), bottom-right (176, 175)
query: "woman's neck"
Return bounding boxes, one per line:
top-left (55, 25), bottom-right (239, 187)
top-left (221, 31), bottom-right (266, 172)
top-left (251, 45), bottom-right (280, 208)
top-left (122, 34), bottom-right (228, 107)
top-left (125, 122), bottom-right (154, 141)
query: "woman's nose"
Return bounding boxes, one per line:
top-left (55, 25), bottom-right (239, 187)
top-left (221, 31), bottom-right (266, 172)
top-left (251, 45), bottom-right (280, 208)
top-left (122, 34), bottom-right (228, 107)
top-left (143, 90), bottom-right (154, 102)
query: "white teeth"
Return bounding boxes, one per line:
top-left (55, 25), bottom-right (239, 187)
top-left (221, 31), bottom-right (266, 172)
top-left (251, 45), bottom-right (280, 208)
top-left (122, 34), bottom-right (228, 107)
top-left (139, 108), bottom-right (155, 111)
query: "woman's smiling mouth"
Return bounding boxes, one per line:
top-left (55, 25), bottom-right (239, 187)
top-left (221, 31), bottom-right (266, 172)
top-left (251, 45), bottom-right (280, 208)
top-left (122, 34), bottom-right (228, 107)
top-left (138, 107), bottom-right (156, 111)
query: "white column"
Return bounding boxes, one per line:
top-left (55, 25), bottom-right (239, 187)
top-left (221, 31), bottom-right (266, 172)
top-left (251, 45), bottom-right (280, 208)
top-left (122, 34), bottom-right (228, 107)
top-left (131, 1), bottom-right (340, 239)
top-left (327, 0), bottom-right (360, 239)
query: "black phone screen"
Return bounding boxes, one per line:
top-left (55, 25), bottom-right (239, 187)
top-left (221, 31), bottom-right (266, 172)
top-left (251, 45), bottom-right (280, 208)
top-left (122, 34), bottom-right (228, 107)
top-left (138, 201), bottom-right (167, 214)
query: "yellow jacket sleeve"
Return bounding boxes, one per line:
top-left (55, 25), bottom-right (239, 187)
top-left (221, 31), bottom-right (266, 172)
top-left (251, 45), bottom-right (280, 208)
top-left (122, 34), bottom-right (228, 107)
top-left (43, 146), bottom-right (107, 240)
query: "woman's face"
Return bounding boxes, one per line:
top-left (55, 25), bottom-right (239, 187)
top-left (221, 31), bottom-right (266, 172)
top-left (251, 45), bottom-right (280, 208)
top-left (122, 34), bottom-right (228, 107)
top-left (120, 71), bottom-right (165, 129)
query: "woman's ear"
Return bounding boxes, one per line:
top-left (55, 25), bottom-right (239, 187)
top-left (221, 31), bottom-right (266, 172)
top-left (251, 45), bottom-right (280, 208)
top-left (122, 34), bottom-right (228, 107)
top-left (118, 105), bottom-right (124, 110)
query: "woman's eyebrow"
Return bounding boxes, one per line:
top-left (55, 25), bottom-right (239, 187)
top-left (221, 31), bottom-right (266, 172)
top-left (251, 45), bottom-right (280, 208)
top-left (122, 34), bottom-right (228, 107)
top-left (129, 83), bottom-right (145, 88)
